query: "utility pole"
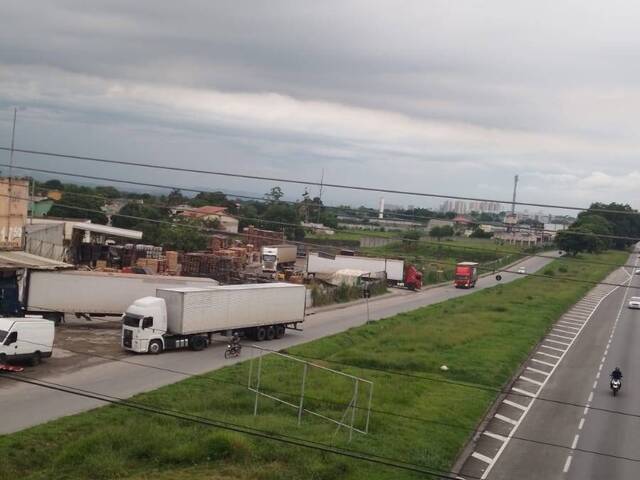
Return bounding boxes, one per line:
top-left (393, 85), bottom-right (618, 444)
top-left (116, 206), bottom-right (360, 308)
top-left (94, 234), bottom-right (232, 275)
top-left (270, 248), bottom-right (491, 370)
top-left (316, 168), bottom-right (324, 223)
top-left (7, 108), bottom-right (17, 245)
top-left (511, 174), bottom-right (519, 214)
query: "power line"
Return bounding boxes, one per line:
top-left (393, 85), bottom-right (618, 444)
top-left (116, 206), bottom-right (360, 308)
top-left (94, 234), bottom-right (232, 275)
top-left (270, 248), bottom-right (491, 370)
top-left (10, 161), bottom-right (640, 246)
top-left (2, 146), bottom-right (640, 217)
top-left (1, 372), bottom-right (469, 480)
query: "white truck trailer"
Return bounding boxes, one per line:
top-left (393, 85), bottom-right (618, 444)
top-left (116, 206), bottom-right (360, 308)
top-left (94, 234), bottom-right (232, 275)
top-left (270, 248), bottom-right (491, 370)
top-left (25, 270), bottom-right (219, 324)
top-left (261, 244), bottom-right (297, 272)
top-left (306, 252), bottom-right (405, 282)
top-left (122, 283), bottom-right (306, 354)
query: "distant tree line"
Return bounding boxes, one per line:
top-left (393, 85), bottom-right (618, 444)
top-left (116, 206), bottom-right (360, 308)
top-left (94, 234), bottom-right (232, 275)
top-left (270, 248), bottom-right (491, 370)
top-left (556, 202), bottom-right (640, 255)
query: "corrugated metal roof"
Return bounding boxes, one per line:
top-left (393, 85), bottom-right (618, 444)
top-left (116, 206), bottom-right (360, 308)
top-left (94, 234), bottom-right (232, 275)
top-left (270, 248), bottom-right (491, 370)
top-left (72, 223), bottom-right (143, 240)
top-left (0, 251), bottom-right (73, 270)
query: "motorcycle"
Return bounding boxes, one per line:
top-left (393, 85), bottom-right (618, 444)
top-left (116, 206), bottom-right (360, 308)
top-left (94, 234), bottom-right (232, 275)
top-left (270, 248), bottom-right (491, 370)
top-left (610, 378), bottom-right (622, 396)
top-left (224, 343), bottom-right (242, 359)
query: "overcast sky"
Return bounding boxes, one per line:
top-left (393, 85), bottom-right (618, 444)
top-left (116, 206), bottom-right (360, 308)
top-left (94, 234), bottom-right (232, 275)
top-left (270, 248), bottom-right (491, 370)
top-left (1, 1), bottom-right (640, 213)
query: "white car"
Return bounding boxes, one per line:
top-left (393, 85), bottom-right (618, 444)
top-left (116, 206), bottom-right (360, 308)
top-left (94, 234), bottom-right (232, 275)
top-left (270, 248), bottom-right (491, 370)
top-left (517, 267), bottom-right (527, 274)
top-left (635, 269), bottom-right (640, 275)
top-left (629, 297), bottom-right (640, 309)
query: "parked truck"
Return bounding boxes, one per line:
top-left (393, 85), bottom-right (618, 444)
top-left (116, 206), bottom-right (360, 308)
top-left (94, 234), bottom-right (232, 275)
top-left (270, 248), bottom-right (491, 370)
top-left (454, 262), bottom-right (479, 288)
top-left (24, 270), bottom-right (219, 324)
top-left (261, 244), bottom-right (297, 272)
top-left (122, 283), bottom-right (306, 354)
top-left (307, 252), bottom-right (422, 289)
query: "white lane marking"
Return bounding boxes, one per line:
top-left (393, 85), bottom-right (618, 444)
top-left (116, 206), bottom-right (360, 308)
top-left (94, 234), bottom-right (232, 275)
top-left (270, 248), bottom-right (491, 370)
top-left (563, 455), bottom-right (573, 473)
top-left (541, 344), bottom-right (567, 352)
top-left (601, 356), bottom-right (607, 363)
top-left (512, 387), bottom-right (536, 398)
top-left (495, 413), bottom-right (518, 426)
top-left (593, 381), bottom-right (598, 389)
top-left (584, 405), bottom-right (590, 415)
top-left (562, 316), bottom-right (585, 322)
top-left (478, 275), bottom-right (623, 480)
top-left (472, 451), bottom-right (493, 464)
top-left (546, 339), bottom-right (571, 346)
top-left (598, 364), bottom-right (603, 372)
top-left (553, 328), bottom-right (577, 335)
top-left (588, 392), bottom-right (594, 403)
top-left (578, 418), bottom-right (585, 430)
top-left (532, 358), bottom-right (556, 367)
top-left (548, 333), bottom-right (574, 340)
top-left (571, 434), bottom-right (580, 449)
top-left (596, 372), bottom-right (600, 379)
top-left (537, 351), bottom-right (561, 359)
top-left (520, 376), bottom-right (544, 386)
top-left (503, 399), bottom-right (528, 411)
top-left (483, 431), bottom-right (507, 442)
top-left (526, 366), bottom-right (550, 376)
top-left (557, 323), bottom-right (580, 330)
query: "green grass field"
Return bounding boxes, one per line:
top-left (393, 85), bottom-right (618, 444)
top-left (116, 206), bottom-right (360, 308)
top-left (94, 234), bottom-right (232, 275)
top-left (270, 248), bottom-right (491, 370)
top-left (0, 251), bottom-right (627, 480)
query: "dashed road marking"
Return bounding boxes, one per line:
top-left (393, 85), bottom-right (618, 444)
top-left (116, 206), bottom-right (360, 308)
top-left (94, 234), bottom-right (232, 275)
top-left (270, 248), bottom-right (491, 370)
top-left (563, 455), bottom-right (573, 473)
top-left (578, 418), bottom-right (585, 430)
top-left (483, 431), bottom-right (507, 442)
top-left (571, 434), bottom-right (580, 449)
top-left (503, 399), bottom-right (528, 411)
top-left (588, 391), bottom-right (594, 403)
top-left (495, 413), bottom-right (518, 426)
top-left (472, 451), bottom-right (493, 464)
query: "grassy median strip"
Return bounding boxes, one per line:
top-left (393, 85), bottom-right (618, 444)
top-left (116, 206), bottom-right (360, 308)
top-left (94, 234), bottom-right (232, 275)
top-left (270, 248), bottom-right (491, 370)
top-left (0, 251), bottom-right (627, 480)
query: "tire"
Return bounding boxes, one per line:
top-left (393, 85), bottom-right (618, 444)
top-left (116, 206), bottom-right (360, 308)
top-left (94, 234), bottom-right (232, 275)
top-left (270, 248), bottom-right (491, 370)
top-left (613, 388), bottom-right (618, 397)
top-left (29, 352), bottom-right (41, 367)
top-left (0, 353), bottom-right (7, 364)
top-left (148, 340), bottom-right (163, 355)
top-left (275, 325), bottom-right (286, 339)
top-left (224, 348), bottom-right (232, 359)
top-left (256, 327), bottom-right (267, 342)
top-left (266, 326), bottom-right (276, 341)
top-left (189, 336), bottom-right (207, 351)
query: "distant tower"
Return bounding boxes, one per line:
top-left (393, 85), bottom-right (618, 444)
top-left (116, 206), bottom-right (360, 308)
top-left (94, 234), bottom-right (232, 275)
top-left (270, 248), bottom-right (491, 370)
top-left (378, 197), bottom-right (385, 219)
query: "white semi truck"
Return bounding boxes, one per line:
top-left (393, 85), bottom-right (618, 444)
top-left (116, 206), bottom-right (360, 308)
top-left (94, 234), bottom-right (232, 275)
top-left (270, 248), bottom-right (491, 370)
top-left (261, 244), bottom-right (297, 272)
top-left (122, 283), bottom-right (306, 354)
top-left (24, 270), bottom-right (219, 324)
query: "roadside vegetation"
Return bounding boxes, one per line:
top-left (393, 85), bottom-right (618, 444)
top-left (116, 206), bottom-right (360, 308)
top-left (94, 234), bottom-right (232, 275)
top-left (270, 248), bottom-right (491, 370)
top-left (0, 250), bottom-right (627, 480)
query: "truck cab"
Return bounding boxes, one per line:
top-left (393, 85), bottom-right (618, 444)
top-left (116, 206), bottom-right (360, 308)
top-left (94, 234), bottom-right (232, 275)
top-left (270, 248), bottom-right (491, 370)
top-left (0, 317), bottom-right (54, 365)
top-left (454, 262), bottom-right (479, 288)
top-left (261, 247), bottom-right (279, 272)
top-left (122, 297), bottom-right (168, 354)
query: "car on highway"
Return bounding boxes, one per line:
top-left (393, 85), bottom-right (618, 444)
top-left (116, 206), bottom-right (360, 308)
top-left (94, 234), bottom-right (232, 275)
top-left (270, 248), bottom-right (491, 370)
top-left (635, 268), bottom-right (640, 275)
top-left (517, 267), bottom-right (526, 274)
top-left (628, 297), bottom-right (640, 309)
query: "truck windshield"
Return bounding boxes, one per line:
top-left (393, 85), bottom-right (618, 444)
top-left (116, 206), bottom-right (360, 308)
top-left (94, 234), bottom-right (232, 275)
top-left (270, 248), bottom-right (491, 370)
top-left (455, 274), bottom-right (469, 280)
top-left (122, 315), bottom-right (141, 327)
top-left (0, 330), bottom-right (7, 343)
top-left (262, 255), bottom-right (276, 262)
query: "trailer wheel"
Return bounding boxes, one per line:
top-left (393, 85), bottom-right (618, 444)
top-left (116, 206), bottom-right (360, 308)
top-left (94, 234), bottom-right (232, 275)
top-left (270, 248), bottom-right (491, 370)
top-left (275, 325), bottom-right (286, 339)
top-left (266, 326), bottom-right (276, 341)
top-left (189, 336), bottom-right (207, 351)
top-left (0, 353), bottom-right (6, 364)
top-left (255, 327), bottom-right (267, 342)
top-left (148, 340), bottom-right (163, 354)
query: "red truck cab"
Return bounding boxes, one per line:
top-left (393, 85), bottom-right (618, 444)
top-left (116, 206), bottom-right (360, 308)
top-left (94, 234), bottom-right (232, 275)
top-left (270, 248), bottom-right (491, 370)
top-left (454, 262), bottom-right (479, 288)
top-left (404, 265), bottom-right (423, 290)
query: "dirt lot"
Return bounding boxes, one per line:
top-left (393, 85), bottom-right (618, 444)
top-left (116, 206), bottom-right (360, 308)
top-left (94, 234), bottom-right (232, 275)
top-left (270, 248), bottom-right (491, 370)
top-left (4, 316), bottom-right (127, 379)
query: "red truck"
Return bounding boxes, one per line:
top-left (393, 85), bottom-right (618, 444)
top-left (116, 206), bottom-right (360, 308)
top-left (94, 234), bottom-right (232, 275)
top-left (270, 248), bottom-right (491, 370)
top-left (403, 265), bottom-right (423, 290)
top-left (454, 262), bottom-right (479, 288)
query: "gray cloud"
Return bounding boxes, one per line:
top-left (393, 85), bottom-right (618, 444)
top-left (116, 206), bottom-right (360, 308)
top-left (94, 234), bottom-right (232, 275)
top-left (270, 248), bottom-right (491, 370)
top-left (2, 0), bottom-right (640, 211)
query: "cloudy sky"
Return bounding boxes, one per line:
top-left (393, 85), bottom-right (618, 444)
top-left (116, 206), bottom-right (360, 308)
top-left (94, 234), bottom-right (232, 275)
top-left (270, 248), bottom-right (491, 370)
top-left (1, 1), bottom-right (640, 212)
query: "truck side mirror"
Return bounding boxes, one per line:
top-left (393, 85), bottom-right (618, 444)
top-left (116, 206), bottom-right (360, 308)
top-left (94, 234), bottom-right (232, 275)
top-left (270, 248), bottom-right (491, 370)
top-left (4, 331), bottom-right (17, 345)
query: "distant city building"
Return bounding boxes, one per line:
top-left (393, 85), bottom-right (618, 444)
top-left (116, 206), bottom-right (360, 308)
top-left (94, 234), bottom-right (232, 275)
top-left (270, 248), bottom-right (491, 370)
top-left (439, 200), bottom-right (501, 214)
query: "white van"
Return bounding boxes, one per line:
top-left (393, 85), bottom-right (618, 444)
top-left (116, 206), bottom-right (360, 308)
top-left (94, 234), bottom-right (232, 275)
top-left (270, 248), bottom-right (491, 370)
top-left (0, 317), bottom-right (54, 366)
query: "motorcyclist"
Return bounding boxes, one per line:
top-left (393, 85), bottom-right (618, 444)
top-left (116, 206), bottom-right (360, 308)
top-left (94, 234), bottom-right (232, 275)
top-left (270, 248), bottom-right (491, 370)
top-left (611, 367), bottom-right (623, 381)
top-left (230, 332), bottom-right (241, 352)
